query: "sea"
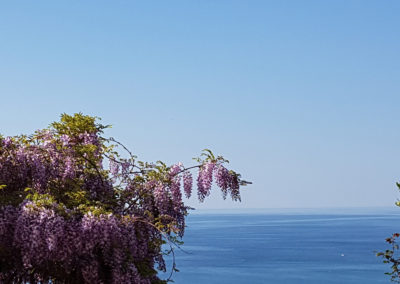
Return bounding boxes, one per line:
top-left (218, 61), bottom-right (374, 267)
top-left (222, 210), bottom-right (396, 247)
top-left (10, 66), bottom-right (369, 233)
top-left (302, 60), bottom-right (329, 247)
top-left (160, 208), bottom-right (400, 284)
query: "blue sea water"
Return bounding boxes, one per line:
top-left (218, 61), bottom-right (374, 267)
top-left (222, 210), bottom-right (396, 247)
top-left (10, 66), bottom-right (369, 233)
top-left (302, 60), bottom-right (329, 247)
top-left (161, 209), bottom-right (400, 284)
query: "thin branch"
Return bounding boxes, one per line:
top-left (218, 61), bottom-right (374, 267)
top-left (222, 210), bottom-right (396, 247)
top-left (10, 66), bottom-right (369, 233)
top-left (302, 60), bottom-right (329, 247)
top-left (108, 137), bottom-right (136, 162)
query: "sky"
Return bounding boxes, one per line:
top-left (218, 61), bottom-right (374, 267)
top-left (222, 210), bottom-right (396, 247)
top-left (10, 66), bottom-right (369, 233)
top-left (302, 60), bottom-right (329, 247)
top-left (0, 1), bottom-right (399, 209)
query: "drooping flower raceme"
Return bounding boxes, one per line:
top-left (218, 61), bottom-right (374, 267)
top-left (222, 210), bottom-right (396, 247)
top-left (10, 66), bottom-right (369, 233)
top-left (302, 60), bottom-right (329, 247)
top-left (196, 161), bottom-right (215, 201)
top-left (182, 171), bottom-right (193, 198)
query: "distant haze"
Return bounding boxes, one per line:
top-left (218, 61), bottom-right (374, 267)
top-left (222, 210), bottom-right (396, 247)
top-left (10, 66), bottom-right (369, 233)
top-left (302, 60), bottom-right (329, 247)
top-left (1, 1), bottom-right (399, 209)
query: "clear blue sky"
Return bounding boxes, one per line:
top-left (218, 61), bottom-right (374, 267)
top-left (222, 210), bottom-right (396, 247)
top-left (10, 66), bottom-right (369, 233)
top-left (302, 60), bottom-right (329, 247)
top-left (1, 1), bottom-right (399, 209)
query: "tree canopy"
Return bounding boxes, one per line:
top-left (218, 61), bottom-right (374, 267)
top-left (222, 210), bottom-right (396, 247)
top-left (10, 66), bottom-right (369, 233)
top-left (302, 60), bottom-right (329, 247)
top-left (0, 113), bottom-right (249, 283)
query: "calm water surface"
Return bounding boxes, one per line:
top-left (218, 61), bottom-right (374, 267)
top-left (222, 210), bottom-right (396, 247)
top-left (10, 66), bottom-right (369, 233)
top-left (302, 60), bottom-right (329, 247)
top-left (161, 209), bottom-right (400, 283)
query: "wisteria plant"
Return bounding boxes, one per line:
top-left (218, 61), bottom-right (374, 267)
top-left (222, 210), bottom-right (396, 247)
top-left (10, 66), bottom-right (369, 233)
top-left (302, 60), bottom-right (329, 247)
top-left (0, 113), bottom-right (250, 284)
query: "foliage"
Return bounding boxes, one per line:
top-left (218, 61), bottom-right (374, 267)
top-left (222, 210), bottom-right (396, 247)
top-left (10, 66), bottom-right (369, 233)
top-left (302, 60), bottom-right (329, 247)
top-left (377, 182), bottom-right (400, 282)
top-left (0, 113), bottom-right (250, 284)
top-left (377, 233), bottom-right (400, 282)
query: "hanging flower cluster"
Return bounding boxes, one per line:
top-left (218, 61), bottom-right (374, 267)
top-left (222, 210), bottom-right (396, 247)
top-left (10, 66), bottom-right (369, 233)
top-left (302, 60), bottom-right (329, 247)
top-left (0, 113), bottom-right (249, 284)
